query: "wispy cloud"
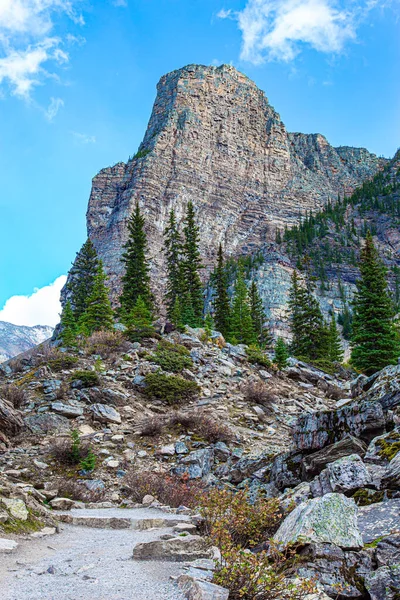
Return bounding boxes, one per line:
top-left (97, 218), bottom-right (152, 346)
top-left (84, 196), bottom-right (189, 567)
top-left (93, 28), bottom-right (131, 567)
top-left (0, 1), bottom-right (83, 100)
top-left (218, 0), bottom-right (390, 64)
top-left (45, 96), bottom-right (64, 120)
top-left (72, 131), bottom-right (96, 144)
top-left (112, 0), bottom-right (128, 6)
top-left (0, 275), bottom-right (67, 327)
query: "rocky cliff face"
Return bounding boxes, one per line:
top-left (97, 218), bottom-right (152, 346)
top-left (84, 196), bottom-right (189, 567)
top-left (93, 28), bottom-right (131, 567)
top-left (0, 322), bottom-right (53, 363)
top-left (83, 64), bottom-right (385, 303)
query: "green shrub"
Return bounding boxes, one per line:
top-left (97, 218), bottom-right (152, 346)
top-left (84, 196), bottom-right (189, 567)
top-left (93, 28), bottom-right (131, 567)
top-left (143, 371), bottom-right (200, 405)
top-left (48, 354), bottom-right (79, 372)
top-left (153, 340), bottom-right (192, 372)
top-left (51, 429), bottom-right (96, 471)
top-left (246, 345), bottom-right (271, 368)
top-left (70, 370), bottom-right (100, 388)
top-left (126, 326), bottom-right (159, 342)
top-left (79, 448), bottom-right (96, 472)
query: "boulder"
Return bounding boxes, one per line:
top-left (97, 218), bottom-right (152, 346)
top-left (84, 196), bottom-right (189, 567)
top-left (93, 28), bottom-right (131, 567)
top-left (365, 428), bottom-right (400, 463)
top-left (381, 452), bottom-right (400, 489)
top-left (89, 403), bottom-right (121, 424)
top-left (25, 413), bottom-right (70, 434)
top-left (293, 400), bottom-right (385, 451)
top-left (177, 575), bottom-right (229, 600)
top-left (177, 449), bottom-right (214, 480)
top-left (365, 565), bottom-right (400, 600)
top-left (357, 364), bottom-right (400, 411)
top-left (273, 493), bottom-right (363, 550)
top-left (302, 436), bottom-right (367, 478)
top-left (49, 497), bottom-right (76, 510)
top-left (357, 499), bottom-right (400, 544)
top-left (297, 543), bottom-right (372, 599)
top-left (132, 535), bottom-right (213, 561)
top-left (51, 402), bottom-right (83, 418)
top-left (1, 498), bottom-right (28, 520)
top-left (229, 451), bottom-right (272, 484)
top-left (270, 451), bottom-right (303, 491)
top-left (310, 454), bottom-right (372, 497)
top-left (375, 534), bottom-right (400, 568)
top-left (0, 398), bottom-right (24, 436)
top-left (279, 482), bottom-right (312, 511)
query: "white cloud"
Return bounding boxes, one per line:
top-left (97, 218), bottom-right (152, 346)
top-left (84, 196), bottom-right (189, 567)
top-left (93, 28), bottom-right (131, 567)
top-left (0, 275), bottom-right (67, 327)
top-left (219, 0), bottom-right (384, 64)
top-left (0, 0), bottom-right (82, 100)
top-left (72, 131), bottom-right (96, 144)
top-left (45, 95), bottom-right (64, 120)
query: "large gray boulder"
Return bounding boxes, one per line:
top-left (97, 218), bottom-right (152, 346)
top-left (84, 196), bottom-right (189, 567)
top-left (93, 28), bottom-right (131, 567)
top-left (228, 451), bottom-right (272, 484)
top-left (365, 565), bottom-right (400, 600)
top-left (25, 413), bottom-right (70, 434)
top-left (270, 451), bottom-right (303, 491)
top-left (381, 452), bottom-right (400, 489)
top-left (293, 400), bottom-right (385, 451)
top-left (132, 535), bottom-right (213, 561)
top-left (302, 436), bottom-right (367, 478)
top-left (273, 493), bottom-right (363, 550)
top-left (310, 454), bottom-right (372, 497)
top-left (175, 448), bottom-right (214, 479)
top-left (365, 428), bottom-right (400, 463)
top-left (89, 403), bottom-right (121, 424)
top-left (356, 364), bottom-right (400, 411)
top-left (358, 499), bottom-right (400, 544)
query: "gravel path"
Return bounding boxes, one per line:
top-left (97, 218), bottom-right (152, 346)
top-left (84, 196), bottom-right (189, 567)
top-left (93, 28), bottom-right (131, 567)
top-left (0, 509), bottom-right (187, 600)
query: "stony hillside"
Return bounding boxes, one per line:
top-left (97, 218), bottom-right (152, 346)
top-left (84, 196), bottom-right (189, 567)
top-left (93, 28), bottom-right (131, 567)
top-left (0, 322), bottom-right (53, 363)
top-left (0, 330), bottom-right (399, 598)
top-left (66, 64), bottom-right (385, 307)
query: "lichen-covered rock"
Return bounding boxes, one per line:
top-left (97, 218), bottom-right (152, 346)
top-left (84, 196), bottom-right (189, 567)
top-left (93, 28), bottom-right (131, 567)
top-left (25, 413), bottom-right (70, 434)
top-left (357, 499), bottom-right (400, 544)
top-left (365, 565), bottom-right (400, 600)
top-left (273, 493), bottom-right (363, 550)
top-left (293, 400), bottom-right (385, 451)
top-left (270, 451), bottom-right (303, 490)
top-left (381, 453), bottom-right (400, 489)
top-left (302, 436), bottom-right (367, 478)
top-left (365, 428), bottom-right (400, 463)
top-left (1, 498), bottom-right (28, 521)
top-left (375, 534), bottom-right (400, 568)
top-left (228, 451), bottom-right (273, 484)
top-left (310, 454), bottom-right (372, 497)
top-left (357, 364), bottom-right (400, 411)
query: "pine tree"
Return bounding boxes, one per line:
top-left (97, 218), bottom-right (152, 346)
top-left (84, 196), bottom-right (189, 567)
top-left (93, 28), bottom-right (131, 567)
top-left (249, 280), bottom-right (272, 348)
top-left (328, 314), bottom-right (344, 363)
top-left (119, 203), bottom-right (153, 318)
top-left (79, 261), bottom-right (114, 335)
top-left (126, 296), bottom-right (153, 328)
top-left (67, 239), bottom-right (99, 319)
top-left (288, 270), bottom-right (328, 361)
top-left (275, 337), bottom-right (289, 370)
top-left (214, 244), bottom-right (231, 338)
top-left (171, 297), bottom-right (185, 332)
top-left (183, 201), bottom-right (203, 325)
top-left (229, 268), bottom-right (257, 345)
top-left (59, 301), bottom-right (78, 347)
top-left (351, 232), bottom-right (399, 375)
top-left (164, 209), bottom-right (184, 319)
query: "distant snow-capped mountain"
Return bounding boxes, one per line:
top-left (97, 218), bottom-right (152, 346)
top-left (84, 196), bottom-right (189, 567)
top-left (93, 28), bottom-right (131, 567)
top-left (0, 321), bottom-right (54, 363)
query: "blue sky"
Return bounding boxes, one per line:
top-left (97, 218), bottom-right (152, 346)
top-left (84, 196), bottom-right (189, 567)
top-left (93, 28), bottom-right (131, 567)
top-left (0, 0), bottom-right (399, 326)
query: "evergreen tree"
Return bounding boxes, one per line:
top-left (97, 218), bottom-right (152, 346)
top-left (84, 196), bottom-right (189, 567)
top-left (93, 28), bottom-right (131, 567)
top-left (328, 314), bottom-right (344, 363)
top-left (275, 337), bottom-right (289, 370)
top-left (351, 232), bottom-right (399, 374)
top-left (126, 295), bottom-right (153, 328)
top-left (249, 280), bottom-right (272, 348)
top-left (214, 244), bottom-right (231, 338)
top-left (171, 297), bottom-right (185, 332)
top-left (79, 261), bottom-right (114, 335)
top-left (164, 209), bottom-right (184, 319)
top-left (183, 201), bottom-right (204, 325)
top-left (120, 203), bottom-right (153, 318)
top-left (59, 301), bottom-right (78, 347)
top-left (67, 239), bottom-right (99, 319)
top-left (288, 270), bottom-right (328, 361)
top-left (229, 268), bottom-right (257, 345)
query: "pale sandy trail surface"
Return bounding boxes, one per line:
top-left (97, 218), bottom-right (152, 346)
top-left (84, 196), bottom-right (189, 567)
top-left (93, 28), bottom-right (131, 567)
top-left (0, 510), bottom-right (187, 600)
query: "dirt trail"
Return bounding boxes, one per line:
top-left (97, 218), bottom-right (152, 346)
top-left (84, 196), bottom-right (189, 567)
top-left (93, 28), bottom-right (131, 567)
top-left (0, 508), bottom-right (186, 600)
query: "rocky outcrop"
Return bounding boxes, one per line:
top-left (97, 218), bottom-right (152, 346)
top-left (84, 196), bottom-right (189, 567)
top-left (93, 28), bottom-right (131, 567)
top-left (73, 64), bottom-right (384, 305)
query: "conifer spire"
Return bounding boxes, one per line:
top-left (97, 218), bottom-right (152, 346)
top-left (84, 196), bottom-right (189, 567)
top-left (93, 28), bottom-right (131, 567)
top-left (182, 201), bottom-right (204, 326)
